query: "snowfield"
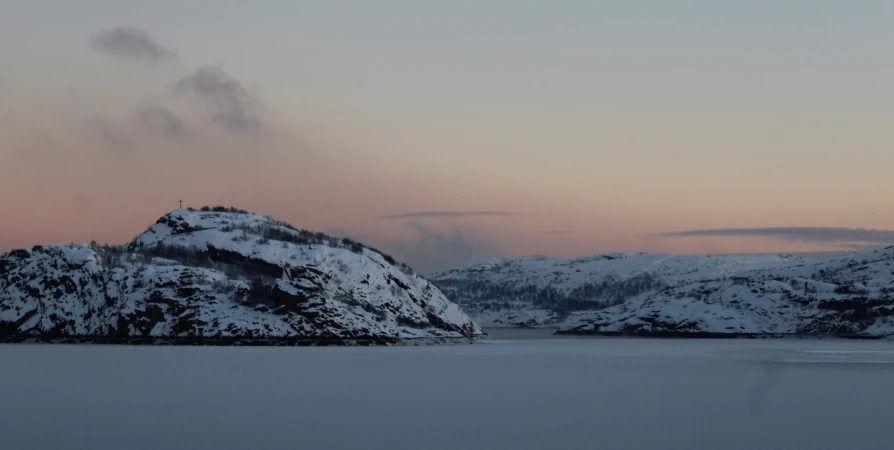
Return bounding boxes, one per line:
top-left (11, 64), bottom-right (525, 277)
top-left (0, 209), bottom-right (481, 344)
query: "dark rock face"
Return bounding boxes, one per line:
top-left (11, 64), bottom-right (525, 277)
top-left (205, 245), bottom-right (284, 278)
top-left (1, 210), bottom-right (482, 345)
top-left (153, 214), bottom-right (205, 235)
top-left (8, 249), bottom-right (31, 259)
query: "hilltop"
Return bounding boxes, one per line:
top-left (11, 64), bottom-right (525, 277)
top-left (0, 207), bottom-right (481, 345)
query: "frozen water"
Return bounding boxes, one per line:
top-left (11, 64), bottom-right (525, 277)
top-left (2, 337), bottom-right (894, 450)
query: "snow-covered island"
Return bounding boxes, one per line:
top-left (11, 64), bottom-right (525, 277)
top-left (0, 207), bottom-right (481, 345)
top-left (430, 249), bottom-right (894, 338)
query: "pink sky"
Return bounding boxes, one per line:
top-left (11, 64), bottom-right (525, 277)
top-left (2, 2), bottom-right (894, 273)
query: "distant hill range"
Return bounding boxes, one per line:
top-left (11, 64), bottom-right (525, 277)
top-left (429, 249), bottom-right (894, 338)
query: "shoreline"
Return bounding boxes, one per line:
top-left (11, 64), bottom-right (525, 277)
top-left (480, 326), bottom-right (890, 340)
top-left (0, 334), bottom-right (484, 346)
top-left (554, 329), bottom-right (889, 340)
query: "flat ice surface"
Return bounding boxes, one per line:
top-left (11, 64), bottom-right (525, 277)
top-left (3, 338), bottom-right (894, 450)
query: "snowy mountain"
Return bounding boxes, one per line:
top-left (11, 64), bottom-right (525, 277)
top-left (431, 247), bottom-right (894, 338)
top-left (429, 252), bottom-right (806, 328)
top-left (0, 207), bottom-right (481, 345)
top-left (559, 247), bottom-right (894, 338)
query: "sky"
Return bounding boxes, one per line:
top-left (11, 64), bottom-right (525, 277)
top-left (2, 1), bottom-right (894, 273)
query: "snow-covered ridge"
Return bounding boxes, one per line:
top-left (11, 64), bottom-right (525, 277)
top-left (559, 246), bottom-right (894, 338)
top-left (429, 252), bottom-right (807, 327)
top-left (431, 247), bottom-right (894, 338)
top-left (1, 208), bottom-right (481, 345)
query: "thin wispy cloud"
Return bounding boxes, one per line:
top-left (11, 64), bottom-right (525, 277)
top-left (663, 227), bottom-right (894, 245)
top-left (172, 66), bottom-right (262, 134)
top-left (92, 118), bottom-right (129, 151)
top-left (539, 230), bottom-right (573, 235)
top-left (380, 211), bottom-right (518, 220)
top-left (84, 27), bottom-right (274, 151)
top-left (132, 106), bottom-right (188, 140)
top-left (89, 27), bottom-right (175, 63)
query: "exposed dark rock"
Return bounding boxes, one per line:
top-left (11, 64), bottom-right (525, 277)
top-left (9, 249), bottom-right (30, 259)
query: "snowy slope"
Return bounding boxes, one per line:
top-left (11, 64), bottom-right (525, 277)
top-left (429, 252), bottom-right (806, 327)
top-left (560, 246), bottom-right (894, 338)
top-left (1, 209), bottom-right (481, 344)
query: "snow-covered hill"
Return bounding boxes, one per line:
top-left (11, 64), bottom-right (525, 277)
top-left (559, 247), bottom-right (894, 338)
top-left (429, 252), bottom-right (806, 327)
top-left (431, 246), bottom-right (894, 338)
top-left (0, 208), bottom-right (481, 345)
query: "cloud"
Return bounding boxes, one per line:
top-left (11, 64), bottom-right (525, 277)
top-left (538, 230), bottom-right (573, 235)
top-left (663, 227), bottom-right (894, 245)
top-left (92, 118), bottom-right (130, 150)
top-left (92, 107), bottom-right (188, 150)
top-left (89, 27), bottom-right (174, 63)
top-left (379, 211), bottom-right (517, 220)
top-left (384, 222), bottom-right (503, 274)
top-left (172, 66), bottom-right (262, 134)
top-left (132, 106), bottom-right (187, 140)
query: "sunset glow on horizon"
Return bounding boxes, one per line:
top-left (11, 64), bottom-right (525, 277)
top-left (2, 1), bottom-right (894, 273)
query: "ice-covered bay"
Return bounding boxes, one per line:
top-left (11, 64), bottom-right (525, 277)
top-left (3, 337), bottom-right (894, 450)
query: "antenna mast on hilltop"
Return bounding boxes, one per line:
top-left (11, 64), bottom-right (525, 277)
top-left (179, 199), bottom-right (183, 209)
